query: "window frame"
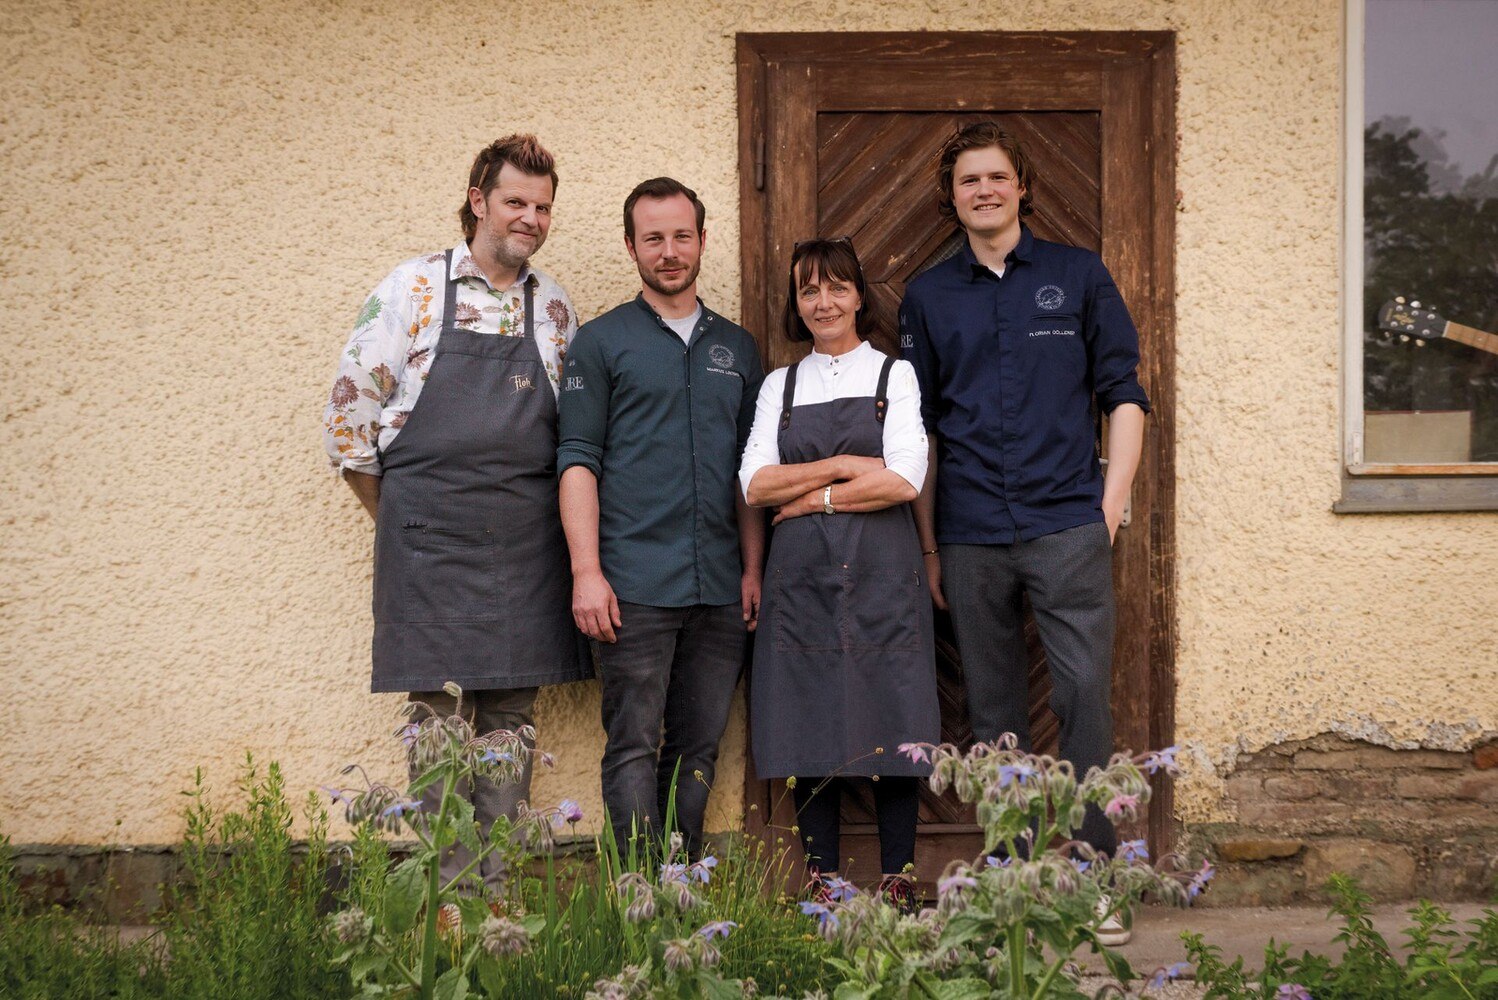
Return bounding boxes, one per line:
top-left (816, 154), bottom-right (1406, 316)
top-left (1337, 0), bottom-right (1498, 512)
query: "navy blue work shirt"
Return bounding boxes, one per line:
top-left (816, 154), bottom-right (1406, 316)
top-left (557, 295), bottom-right (763, 608)
top-left (899, 227), bottom-right (1150, 544)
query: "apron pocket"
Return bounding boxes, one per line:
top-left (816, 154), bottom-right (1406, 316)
top-left (399, 526), bottom-right (501, 623)
top-left (847, 569), bottom-right (923, 652)
top-left (771, 565), bottom-right (846, 652)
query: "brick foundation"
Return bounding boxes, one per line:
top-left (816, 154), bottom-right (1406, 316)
top-left (1189, 734), bottom-right (1498, 905)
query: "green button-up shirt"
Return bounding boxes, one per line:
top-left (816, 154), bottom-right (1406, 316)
top-left (558, 295), bottom-right (764, 608)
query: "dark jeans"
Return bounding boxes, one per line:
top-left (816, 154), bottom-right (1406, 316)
top-left (942, 522), bottom-right (1118, 856)
top-left (407, 686), bottom-right (539, 895)
top-left (793, 776), bottom-right (920, 875)
top-left (596, 602), bottom-right (745, 857)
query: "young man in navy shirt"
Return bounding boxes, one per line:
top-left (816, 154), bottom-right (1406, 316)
top-left (900, 123), bottom-right (1149, 917)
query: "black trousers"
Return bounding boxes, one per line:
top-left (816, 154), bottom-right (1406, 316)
top-left (596, 602), bottom-right (745, 858)
top-left (793, 776), bottom-right (920, 875)
top-left (941, 521), bottom-right (1118, 857)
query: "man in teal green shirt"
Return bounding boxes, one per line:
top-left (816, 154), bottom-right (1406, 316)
top-left (558, 177), bottom-right (765, 855)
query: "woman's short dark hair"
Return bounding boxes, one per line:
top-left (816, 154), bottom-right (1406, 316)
top-left (783, 237), bottom-right (877, 343)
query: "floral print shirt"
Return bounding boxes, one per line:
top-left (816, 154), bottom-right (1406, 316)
top-left (324, 241), bottom-right (578, 475)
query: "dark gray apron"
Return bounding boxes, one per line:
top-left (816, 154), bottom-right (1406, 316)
top-left (750, 355), bottom-right (939, 778)
top-left (370, 251), bottom-right (590, 692)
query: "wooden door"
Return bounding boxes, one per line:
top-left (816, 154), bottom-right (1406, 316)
top-left (737, 33), bottom-right (1177, 886)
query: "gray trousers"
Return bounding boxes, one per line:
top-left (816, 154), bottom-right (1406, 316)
top-left (942, 521), bottom-right (1117, 855)
top-left (596, 602), bottom-right (745, 858)
top-left (407, 686), bottom-right (538, 895)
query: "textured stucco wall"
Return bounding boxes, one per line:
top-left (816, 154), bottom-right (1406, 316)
top-left (3, 0), bottom-right (1494, 846)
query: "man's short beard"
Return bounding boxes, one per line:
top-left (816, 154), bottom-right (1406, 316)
top-left (639, 259), bottom-right (700, 298)
top-left (494, 234), bottom-right (536, 270)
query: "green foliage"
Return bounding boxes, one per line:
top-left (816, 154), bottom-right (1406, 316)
top-left (1184, 874), bottom-right (1498, 1000)
top-left (797, 740), bottom-right (1203, 999)
top-left (0, 757), bottom-right (341, 1000)
top-left (0, 839), bottom-right (171, 998)
top-left (158, 756), bottom-right (346, 1000)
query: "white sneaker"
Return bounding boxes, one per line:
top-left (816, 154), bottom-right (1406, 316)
top-left (1095, 895), bottom-right (1132, 946)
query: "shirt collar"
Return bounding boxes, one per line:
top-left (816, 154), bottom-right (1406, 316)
top-left (809, 338), bottom-right (871, 367)
top-left (633, 292), bottom-right (711, 326)
top-left (451, 241), bottom-right (537, 290)
top-left (960, 224), bottom-right (1034, 279)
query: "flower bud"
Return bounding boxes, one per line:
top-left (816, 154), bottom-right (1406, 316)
top-left (480, 914), bottom-right (530, 957)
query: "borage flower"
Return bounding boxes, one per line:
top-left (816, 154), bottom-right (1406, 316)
top-left (1119, 839), bottom-right (1149, 863)
top-left (556, 799), bottom-right (583, 825)
top-left (697, 920), bottom-right (738, 940)
top-left (1187, 860), bottom-right (1215, 899)
top-left (1143, 745), bottom-right (1181, 776)
top-left (1275, 986), bottom-right (1312, 1000)
top-left (689, 856), bottom-right (717, 883)
top-left (822, 875), bottom-right (858, 903)
top-left (1104, 793), bottom-right (1140, 819)
top-left (897, 742), bottom-right (931, 764)
top-left (938, 872), bottom-right (978, 896)
top-left (798, 900), bottom-right (839, 931)
top-left (997, 763), bottom-right (1037, 787)
top-left (984, 855), bottom-right (1013, 869)
top-left (1148, 962), bottom-right (1190, 988)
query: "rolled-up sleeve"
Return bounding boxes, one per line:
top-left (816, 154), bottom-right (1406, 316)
top-left (898, 292), bottom-right (941, 432)
top-left (556, 325), bottom-right (609, 477)
top-left (737, 368), bottom-right (786, 501)
top-left (1085, 256), bottom-right (1151, 415)
top-left (881, 360), bottom-right (928, 492)
top-left (322, 270), bottom-right (409, 476)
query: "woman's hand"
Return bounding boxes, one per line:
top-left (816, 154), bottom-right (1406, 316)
top-left (771, 489), bottom-right (820, 525)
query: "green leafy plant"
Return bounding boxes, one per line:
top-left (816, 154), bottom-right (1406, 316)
top-left (160, 755), bottom-right (348, 1000)
top-left (324, 683), bottom-right (559, 999)
top-left (0, 838), bottom-right (170, 999)
top-left (1184, 874), bottom-right (1498, 1000)
top-left (793, 737), bottom-right (1208, 999)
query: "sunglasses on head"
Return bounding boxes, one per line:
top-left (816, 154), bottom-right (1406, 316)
top-left (793, 235), bottom-right (855, 252)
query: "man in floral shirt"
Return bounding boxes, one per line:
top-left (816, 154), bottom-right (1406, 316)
top-left (322, 134), bottom-right (590, 895)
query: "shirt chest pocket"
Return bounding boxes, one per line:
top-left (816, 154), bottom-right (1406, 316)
top-left (1022, 313), bottom-right (1087, 383)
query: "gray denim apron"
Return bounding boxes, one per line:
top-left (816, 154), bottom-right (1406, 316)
top-left (370, 250), bottom-right (590, 692)
top-left (750, 354), bottom-right (939, 778)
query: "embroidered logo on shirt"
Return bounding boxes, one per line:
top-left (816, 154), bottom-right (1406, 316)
top-left (1035, 285), bottom-right (1066, 310)
top-left (900, 333), bottom-right (914, 349)
top-left (563, 376), bottom-right (584, 391)
top-left (511, 374), bottom-right (535, 392)
top-left (708, 344), bottom-right (735, 368)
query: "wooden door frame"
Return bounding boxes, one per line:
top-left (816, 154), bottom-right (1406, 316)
top-left (736, 31), bottom-right (1179, 853)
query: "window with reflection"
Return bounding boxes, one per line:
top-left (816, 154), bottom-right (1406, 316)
top-left (1360, 0), bottom-right (1498, 468)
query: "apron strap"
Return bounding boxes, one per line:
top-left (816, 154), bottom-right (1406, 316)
top-left (442, 249), bottom-right (458, 322)
top-left (523, 274), bottom-right (535, 341)
top-left (779, 360), bottom-right (800, 430)
top-left (443, 249), bottom-right (535, 338)
top-left (874, 355), bottom-right (895, 424)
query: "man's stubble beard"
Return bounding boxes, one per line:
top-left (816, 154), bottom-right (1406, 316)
top-left (639, 258), bottom-right (701, 299)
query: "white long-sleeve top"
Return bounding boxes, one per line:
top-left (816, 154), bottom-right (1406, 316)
top-left (738, 340), bottom-right (928, 501)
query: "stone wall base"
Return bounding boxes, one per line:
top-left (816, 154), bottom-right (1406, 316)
top-left (1186, 734), bottom-right (1498, 905)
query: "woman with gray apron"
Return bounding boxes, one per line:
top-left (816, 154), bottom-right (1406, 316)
top-left (738, 238), bottom-right (938, 904)
top-left (371, 249), bottom-right (590, 891)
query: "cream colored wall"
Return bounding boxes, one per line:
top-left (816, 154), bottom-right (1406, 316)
top-left (3, 0), bottom-right (1494, 846)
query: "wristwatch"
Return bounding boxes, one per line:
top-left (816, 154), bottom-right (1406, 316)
top-left (822, 484), bottom-right (836, 515)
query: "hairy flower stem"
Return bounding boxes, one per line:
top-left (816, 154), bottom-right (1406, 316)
top-left (419, 768), bottom-right (457, 1000)
top-left (1009, 924), bottom-right (1025, 993)
top-left (1030, 953), bottom-right (1071, 999)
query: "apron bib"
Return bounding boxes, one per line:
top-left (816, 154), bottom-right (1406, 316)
top-left (750, 355), bottom-right (939, 777)
top-left (370, 250), bottom-right (590, 692)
